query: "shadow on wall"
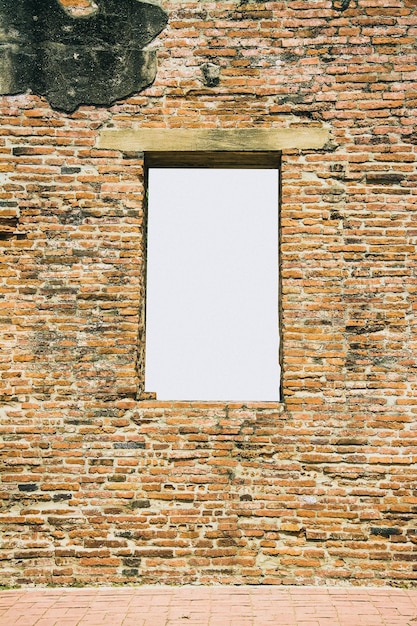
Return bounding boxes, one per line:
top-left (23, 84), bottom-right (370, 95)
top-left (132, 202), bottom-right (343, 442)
top-left (0, 0), bottom-right (168, 112)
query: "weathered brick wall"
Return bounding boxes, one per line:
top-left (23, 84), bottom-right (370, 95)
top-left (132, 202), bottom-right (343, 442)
top-left (1, 0), bottom-right (417, 586)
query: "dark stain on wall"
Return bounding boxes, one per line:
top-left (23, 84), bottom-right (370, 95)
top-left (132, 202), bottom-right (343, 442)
top-left (332, 0), bottom-right (351, 10)
top-left (0, 0), bottom-right (168, 112)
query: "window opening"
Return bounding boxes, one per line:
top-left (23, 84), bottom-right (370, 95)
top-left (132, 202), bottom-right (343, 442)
top-left (144, 157), bottom-right (280, 402)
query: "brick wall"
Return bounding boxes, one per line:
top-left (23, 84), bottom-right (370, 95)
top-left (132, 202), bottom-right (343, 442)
top-left (1, 0), bottom-right (417, 586)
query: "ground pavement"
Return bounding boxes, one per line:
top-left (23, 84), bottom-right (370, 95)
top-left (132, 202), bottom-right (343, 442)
top-left (0, 585), bottom-right (417, 626)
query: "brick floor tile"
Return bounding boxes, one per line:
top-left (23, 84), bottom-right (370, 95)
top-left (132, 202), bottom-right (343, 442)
top-left (2, 586), bottom-right (417, 626)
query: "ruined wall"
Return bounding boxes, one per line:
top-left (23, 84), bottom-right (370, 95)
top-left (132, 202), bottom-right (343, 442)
top-left (1, 0), bottom-right (417, 587)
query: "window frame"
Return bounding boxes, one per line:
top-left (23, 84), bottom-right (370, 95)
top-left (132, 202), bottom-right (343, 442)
top-left (139, 151), bottom-right (283, 404)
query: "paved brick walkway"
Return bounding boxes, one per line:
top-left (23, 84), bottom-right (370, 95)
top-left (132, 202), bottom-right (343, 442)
top-left (0, 586), bottom-right (417, 626)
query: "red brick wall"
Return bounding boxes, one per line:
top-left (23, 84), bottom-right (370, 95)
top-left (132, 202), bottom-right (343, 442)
top-left (1, 0), bottom-right (417, 586)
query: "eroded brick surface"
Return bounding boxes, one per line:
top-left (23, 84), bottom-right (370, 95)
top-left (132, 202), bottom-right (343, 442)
top-left (1, 0), bottom-right (417, 587)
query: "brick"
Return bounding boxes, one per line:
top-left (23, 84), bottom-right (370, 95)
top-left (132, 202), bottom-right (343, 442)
top-left (0, 0), bottom-right (416, 589)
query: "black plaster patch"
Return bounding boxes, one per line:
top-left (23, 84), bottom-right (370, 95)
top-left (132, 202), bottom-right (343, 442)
top-left (0, 0), bottom-right (168, 112)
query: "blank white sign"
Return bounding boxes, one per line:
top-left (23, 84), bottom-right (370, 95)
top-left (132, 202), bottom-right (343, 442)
top-left (145, 167), bottom-right (280, 401)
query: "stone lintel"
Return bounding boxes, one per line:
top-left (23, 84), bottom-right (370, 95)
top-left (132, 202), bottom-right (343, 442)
top-left (97, 127), bottom-right (330, 152)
